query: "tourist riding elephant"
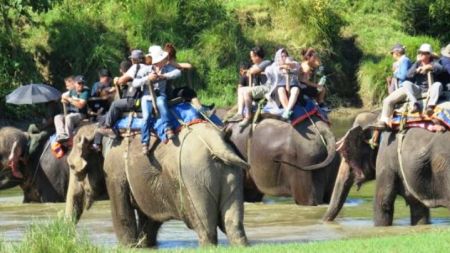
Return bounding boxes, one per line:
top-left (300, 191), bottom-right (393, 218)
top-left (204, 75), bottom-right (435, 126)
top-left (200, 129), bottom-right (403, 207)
top-left (0, 126), bottom-right (106, 202)
top-left (225, 115), bottom-right (339, 205)
top-left (323, 110), bottom-right (450, 226)
top-left (65, 123), bottom-right (249, 247)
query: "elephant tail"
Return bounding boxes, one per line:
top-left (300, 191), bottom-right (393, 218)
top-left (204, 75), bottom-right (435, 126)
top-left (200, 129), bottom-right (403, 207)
top-left (298, 128), bottom-right (336, 171)
top-left (193, 126), bottom-right (249, 170)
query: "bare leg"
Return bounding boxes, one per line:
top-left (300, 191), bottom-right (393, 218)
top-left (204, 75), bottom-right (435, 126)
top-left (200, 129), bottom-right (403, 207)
top-left (286, 87), bottom-right (300, 112)
top-left (242, 87), bottom-right (253, 118)
top-left (237, 87), bottom-right (245, 115)
top-left (277, 87), bottom-right (289, 109)
top-left (191, 97), bottom-right (202, 109)
top-left (317, 88), bottom-right (326, 104)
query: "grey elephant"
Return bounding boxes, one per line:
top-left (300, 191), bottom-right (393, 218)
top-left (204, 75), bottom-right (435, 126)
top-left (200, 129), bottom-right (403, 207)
top-left (323, 111), bottom-right (450, 226)
top-left (225, 116), bottom-right (339, 205)
top-left (0, 126), bottom-right (106, 202)
top-left (65, 123), bottom-right (249, 247)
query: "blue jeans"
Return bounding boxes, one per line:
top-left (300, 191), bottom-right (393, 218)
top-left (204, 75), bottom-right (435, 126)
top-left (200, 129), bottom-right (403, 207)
top-left (141, 95), bottom-right (172, 145)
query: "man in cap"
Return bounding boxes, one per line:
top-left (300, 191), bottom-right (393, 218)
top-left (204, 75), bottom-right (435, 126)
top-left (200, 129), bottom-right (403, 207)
top-left (375, 43), bottom-right (444, 129)
top-left (387, 43), bottom-right (412, 93)
top-left (54, 75), bottom-right (90, 142)
top-left (96, 49), bottom-right (149, 138)
top-left (132, 45), bottom-right (181, 153)
top-left (89, 68), bottom-right (114, 115)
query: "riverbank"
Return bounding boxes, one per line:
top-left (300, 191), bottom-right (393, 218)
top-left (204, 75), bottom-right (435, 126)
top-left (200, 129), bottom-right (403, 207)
top-left (1, 216), bottom-right (449, 253)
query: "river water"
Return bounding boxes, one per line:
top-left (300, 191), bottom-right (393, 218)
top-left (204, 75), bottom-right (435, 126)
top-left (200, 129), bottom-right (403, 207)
top-left (1, 113), bottom-right (449, 249)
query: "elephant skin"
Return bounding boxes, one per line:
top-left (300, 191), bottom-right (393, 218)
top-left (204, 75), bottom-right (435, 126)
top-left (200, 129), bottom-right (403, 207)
top-left (0, 127), bottom-right (28, 189)
top-left (66, 123), bottom-right (249, 247)
top-left (323, 110), bottom-right (450, 226)
top-left (226, 116), bottom-right (339, 205)
top-left (0, 126), bottom-right (106, 203)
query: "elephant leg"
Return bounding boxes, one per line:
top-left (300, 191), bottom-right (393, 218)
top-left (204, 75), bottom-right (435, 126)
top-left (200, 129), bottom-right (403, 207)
top-left (374, 168), bottom-right (397, 226)
top-left (136, 209), bottom-right (162, 248)
top-left (189, 196), bottom-right (218, 246)
top-left (408, 198), bottom-right (430, 225)
top-left (219, 195), bottom-right (248, 246)
top-left (107, 178), bottom-right (138, 246)
top-left (289, 170), bottom-right (316, 205)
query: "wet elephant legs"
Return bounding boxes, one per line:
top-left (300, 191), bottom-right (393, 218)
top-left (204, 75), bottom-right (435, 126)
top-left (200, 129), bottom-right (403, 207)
top-left (374, 168), bottom-right (397, 226)
top-left (136, 210), bottom-right (162, 248)
top-left (219, 182), bottom-right (247, 246)
top-left (408, 198), bottom-right (430, 225)
top-left (107, 178), bottom-right (138, 246)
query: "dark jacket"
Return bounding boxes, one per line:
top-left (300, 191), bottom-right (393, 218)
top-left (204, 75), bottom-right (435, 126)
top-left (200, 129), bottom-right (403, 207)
top-left (438, 56), bottom-right (450, 90)
top-left (406, 60), bottom-right (443, 90)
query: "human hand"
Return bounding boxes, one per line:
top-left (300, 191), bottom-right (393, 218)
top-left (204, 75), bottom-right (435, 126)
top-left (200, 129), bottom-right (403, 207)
top-left (318, 76), bottom-right (327, 86)
top-left (149, 72), bottom-right (158, 81)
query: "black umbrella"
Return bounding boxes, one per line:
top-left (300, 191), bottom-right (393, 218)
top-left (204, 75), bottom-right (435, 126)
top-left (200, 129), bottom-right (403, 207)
top-left (6, 83), bottom-right (62, 105)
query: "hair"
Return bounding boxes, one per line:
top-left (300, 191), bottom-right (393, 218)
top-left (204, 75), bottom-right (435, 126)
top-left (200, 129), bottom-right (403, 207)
top-left (119, 60), bottom-right (132, 73)
top-left (301, 47), bottom-right (317, 61)
top-left (164, 43), bottom-right (176, 60)
top-left (64, 75), bottom-right (74, 82)
top-left (251, 46), bottom-right (265, 59)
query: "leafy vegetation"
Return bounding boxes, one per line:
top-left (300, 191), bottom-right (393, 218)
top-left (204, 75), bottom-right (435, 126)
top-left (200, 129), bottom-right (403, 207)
top-left (1, 0), bottom-right (449, 119)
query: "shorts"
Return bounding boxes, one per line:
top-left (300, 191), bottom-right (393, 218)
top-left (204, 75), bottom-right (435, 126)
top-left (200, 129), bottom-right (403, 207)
top-left (300, 86), bottom-right (319, 98)
top-left (251, 85), bottom-right (270, 99)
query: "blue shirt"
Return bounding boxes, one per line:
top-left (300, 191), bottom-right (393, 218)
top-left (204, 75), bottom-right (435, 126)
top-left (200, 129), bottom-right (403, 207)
top-left (394, 55), bottom-right (412, 85)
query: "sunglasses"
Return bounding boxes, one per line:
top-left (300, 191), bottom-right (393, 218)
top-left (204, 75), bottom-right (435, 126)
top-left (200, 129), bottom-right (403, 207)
top-left (419, 52), bottom-right (430, 55)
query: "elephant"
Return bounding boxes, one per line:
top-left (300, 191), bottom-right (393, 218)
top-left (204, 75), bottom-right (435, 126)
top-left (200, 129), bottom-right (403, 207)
top-left (225, 115), bottom-right (339, 205)
top-left (0, 126), bottom-right (106, 203)
top-left (65, 122), bottom-right (249, 247)
top-left (323, 110), bottom-right (450, 226)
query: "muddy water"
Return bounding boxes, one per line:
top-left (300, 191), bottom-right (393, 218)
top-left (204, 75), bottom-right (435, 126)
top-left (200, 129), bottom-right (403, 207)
top-left (1, 114), bottom-right (449, 249)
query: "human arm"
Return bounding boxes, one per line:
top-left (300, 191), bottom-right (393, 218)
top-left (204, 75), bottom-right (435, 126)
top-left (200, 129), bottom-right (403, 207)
top-left (159, 66), bottom-right (182, 80)
top-left (68, 90), bottom-right (88, 109)
top-left (406, 62), bottom-right (418, 79)
top-left (394, 58), bottom-right (411, 82)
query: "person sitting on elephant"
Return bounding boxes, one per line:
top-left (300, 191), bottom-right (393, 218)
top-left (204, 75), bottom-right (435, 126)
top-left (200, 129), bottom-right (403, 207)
top-left (89, 68), bottom-right (115, 116)
top-left (387, 43), bottom-right (412, 94)
top-left (96, 50), bottom-right (148, 138)
top-left (270, 48), bottom-right (301, 120)
top-left (132, 45), bottom-right (181, 153)
top-left (438, 43), bottom-right (450, 90)
top-left (54, 75), bottom-right (89, 143)
top-left (231, 46), bottom-right (271, 126)
top-left (298, 48), bottom-right (328, 112)
top-left (375, 43), bottom-right (444, 129)
top-left (28, 101), bottom-right (59, 155)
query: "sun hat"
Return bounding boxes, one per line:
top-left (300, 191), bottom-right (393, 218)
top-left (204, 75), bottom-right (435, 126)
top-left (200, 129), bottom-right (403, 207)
top-left (441, 44), bottom-right (450, 58)
top-left (147, 45), bottom-right (168, 64)
top-left (128, 49), bottom-right (144, 60)
top-left (418, 43), bottom-right (433, 54)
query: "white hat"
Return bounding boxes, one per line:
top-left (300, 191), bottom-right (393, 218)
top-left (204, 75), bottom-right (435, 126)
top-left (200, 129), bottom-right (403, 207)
top-left (146, 45), bottom-right (168, 64)
top-left (441, 44), bottom-right (450, 58)
top-left (418, 43), bottom-right (433, 53)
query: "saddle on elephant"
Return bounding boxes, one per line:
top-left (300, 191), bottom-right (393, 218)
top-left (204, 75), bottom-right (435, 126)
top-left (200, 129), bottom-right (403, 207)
top-left (113, 101), bottom-right (223, 143)
top-left (389, 91), bottom-right (450, 132)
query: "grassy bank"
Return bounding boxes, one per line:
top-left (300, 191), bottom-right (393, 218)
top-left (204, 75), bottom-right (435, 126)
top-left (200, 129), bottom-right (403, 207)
top-left (1, 216), bottom-right (450, 253)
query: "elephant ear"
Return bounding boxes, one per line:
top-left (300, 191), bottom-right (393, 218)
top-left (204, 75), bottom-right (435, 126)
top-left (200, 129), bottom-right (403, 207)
top-left (337, 126), bottom-right (367, 181)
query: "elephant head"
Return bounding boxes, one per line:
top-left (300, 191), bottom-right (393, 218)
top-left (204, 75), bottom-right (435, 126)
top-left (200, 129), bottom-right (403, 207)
top-left (65, 124), bottom-right (105, 222)
top-left (0, 127), bottom-right (29, 189)
top-left (323, 111), bottom-right (380, 221)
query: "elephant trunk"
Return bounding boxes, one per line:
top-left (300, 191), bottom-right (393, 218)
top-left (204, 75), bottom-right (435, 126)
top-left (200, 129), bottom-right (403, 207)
top-left (323, 158), bottom-right (354, 221)
top-left (65, 170), bottom-right (85, 223)
top-left (301, 128), bottom-right (336, 171)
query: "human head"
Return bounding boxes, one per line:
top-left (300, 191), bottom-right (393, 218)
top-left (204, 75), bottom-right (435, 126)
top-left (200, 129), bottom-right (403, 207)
top-left (274, 48), bottom-right (289, 65)
top-left (119, 60), bottom-right (132, 74)
top-left (98, 68), bottom-right (111, 84)
top-left (164, 43), bottom-right (176, 61)
top-left (144, 55), bottom-right (152, 65)
top-left (301, 48), bottom-right (321, 68)
top-left (73, 75), bottom-right (86, 92)
top-left (250, 46), bottom-right (265, 64)
top-left (390, 43), bottom-right (406, 59)
top-left (128, 49), bottom-right (144, 64)
top-left (418, 43), bottom-right (432, 63)
top-left (64, 76), bottom-right (75, 90)
top-left (148, 45), bottom-right (168, 67)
